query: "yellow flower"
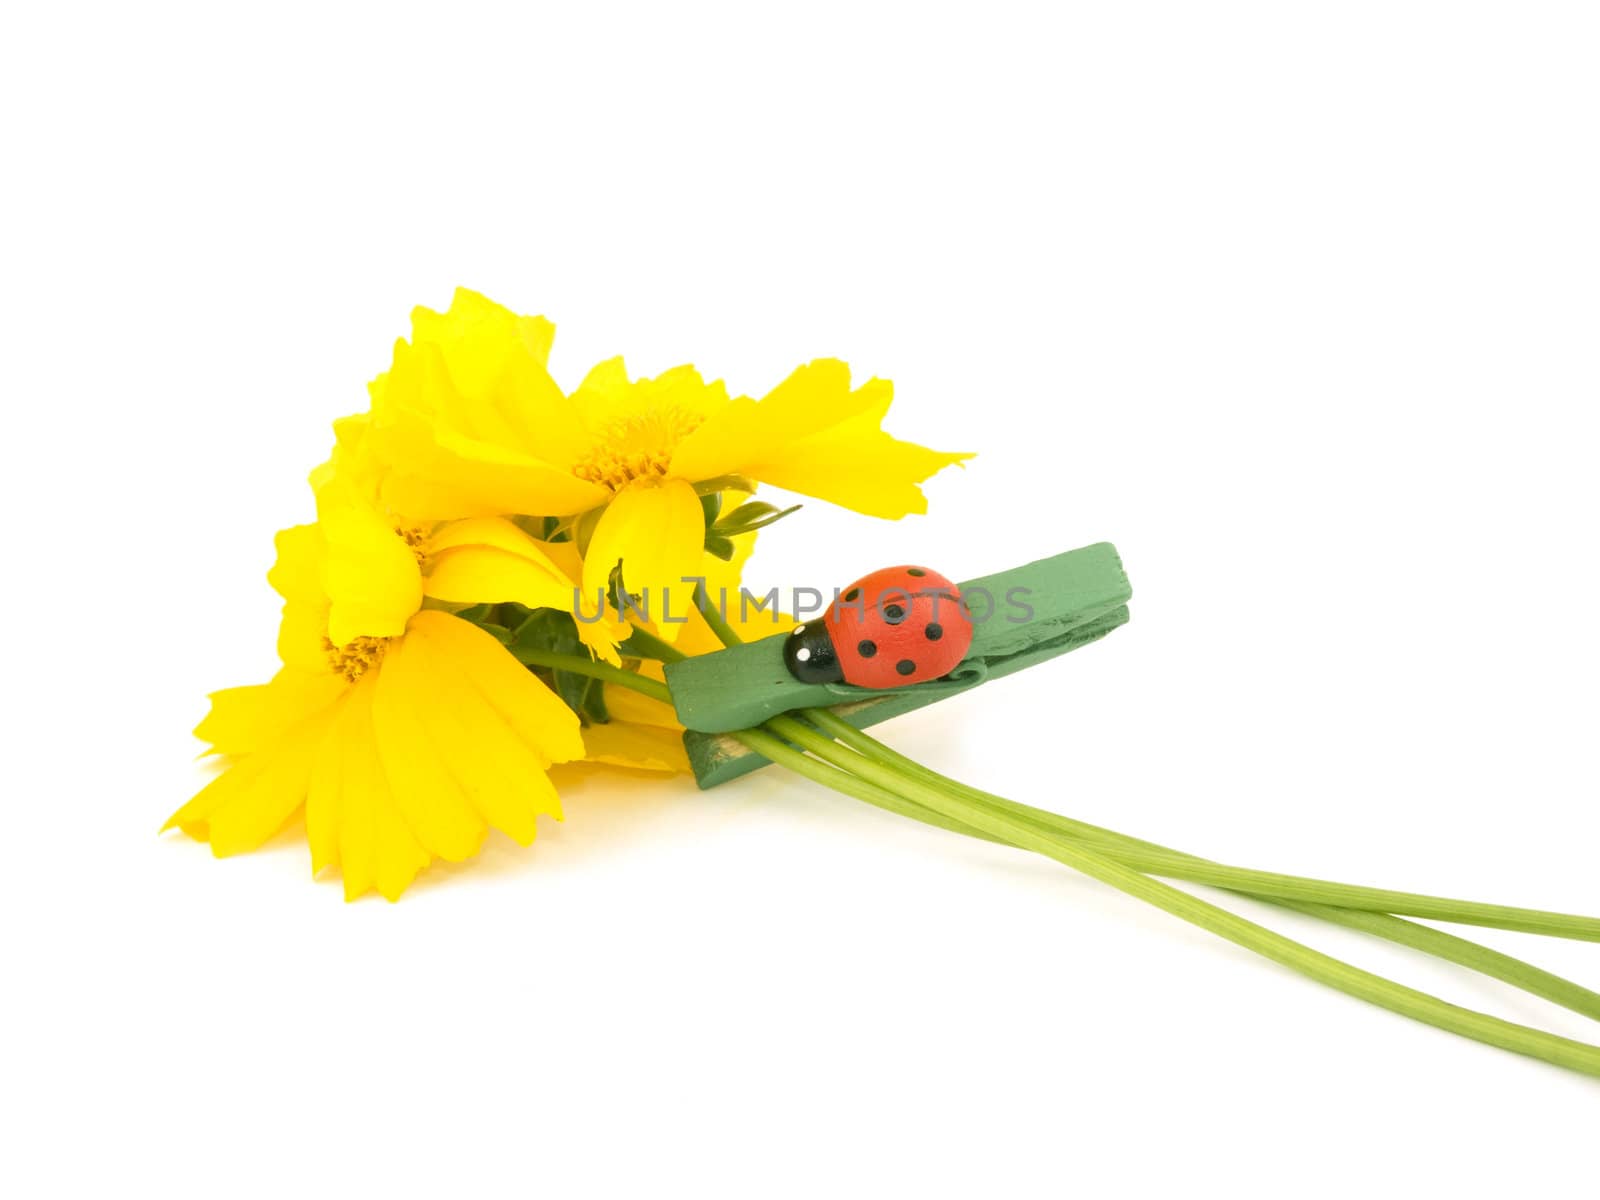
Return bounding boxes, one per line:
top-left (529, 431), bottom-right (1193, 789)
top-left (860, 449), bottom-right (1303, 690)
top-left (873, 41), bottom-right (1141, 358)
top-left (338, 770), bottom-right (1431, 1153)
top-left (165, 471), bottom-right (588, 901)
top-left (329, 406), bottom-right (631, 664)
top-left (364, 288), bottom-right (971, 640)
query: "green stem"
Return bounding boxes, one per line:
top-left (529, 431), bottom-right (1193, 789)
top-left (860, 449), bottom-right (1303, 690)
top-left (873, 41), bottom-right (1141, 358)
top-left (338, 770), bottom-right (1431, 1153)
top-left (527, 647), bottom-right (1600, 1019)
top-left (508, 647), bottom-right (673, 705)
top-left (1264, 901), bottom-right (1600, 1022)
top-left (742, 722), bottom-right (1600, 1079)
top-left (797, 710), bottom-right (1600, 944)
top-left (619, 624), bottom-right (687, 663)
top-left (553, 624), bottom-right (1600, 1017)
top-left (516, 629), bottom-right (1600, 1061)
top-left (733, 727), bottom-right (1008, 843)
top-left (692, 580), bottom-right (744, 649)
top-left (775, 714), bottom-right (1600, 1020)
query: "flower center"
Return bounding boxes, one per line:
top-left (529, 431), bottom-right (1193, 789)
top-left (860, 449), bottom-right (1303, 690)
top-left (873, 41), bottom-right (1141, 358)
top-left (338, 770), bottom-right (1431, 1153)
top-left (572, 407), bottom-right (705, 491)
top-left (395, 524), bottom-right (429, 564)
top-left (323, 635), bottom-right (391, 682)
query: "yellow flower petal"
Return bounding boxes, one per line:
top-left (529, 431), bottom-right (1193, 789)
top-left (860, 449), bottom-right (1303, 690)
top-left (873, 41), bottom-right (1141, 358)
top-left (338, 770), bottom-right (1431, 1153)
top-left (413, 286), bottom-right (556, 364)
top-left (670, 361), bottom-right (971, 518)
top-left (277, 598), bottom-right (332, 671)
top-left (314, 672), bottom-right (431, 902)
top-left (410, 290), bottom-right (556, 437)
top-left (578, 722), bottom-right (690, 774)
top-left (408, 288), bottom-right (594, 466)
top-left (313, 469), bottom-right (424, 646)
top-left (668, 359), bottom-right (868, 481)
top-left (573, 608), bottom-right (628, 667)
top-left (424, 546), bottom-right (573, 610)
top-left (265, 523), bottom-right (336, 669)
top-left (409, 611), bottom-right (585, 766)
top-left (568, 356), bottom-right (635, 430)
top-left (423, 517), bottom-right (577, 612)
top-left (369, 634), bottom-right (489, 863)
top-left (370, 330), bottom-right (607, 519)
top-left (305, 697), bottom-right (345, 878)
top-left (324, 411), bottom-right (387, 498)
top-left (267, 524), bottom-right (325, 606)
top-left (193, 685), bottom-right (273, 758)
top-left (601, 683), bottom-right (682, 730)
top-left (420, 519), bottom-right (628, 665)
top-left (165, 686), bottom-right (341, 854)
top-left (412, 700), bottom-right (547, 845)
top-left (380, 417), bottom-right (610, 519)
top-left (744, 384), bottom-right (972, 518)
top-left (535, 537), bottom-right (584, 581)
top-left (203, 719), bottom-right (328, 857)
top-left (572, 358), bottom-right (729, 434)
top-left (581, 476), bottom-right (704, 642)
top-left (425, 516), bottom-right (540, 559)
top-left (398, 612), bottom-right (577, 843)
top-left (194, 669), bottom-right (346, 758)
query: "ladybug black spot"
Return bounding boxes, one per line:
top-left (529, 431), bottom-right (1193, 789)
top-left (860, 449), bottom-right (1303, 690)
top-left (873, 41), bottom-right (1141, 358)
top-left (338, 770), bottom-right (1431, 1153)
top-left (907, 567), bottom-right (926, 577)
top-left (925, 623), bottom-right (944, 641)
top-left (896, 659), bottom-right (917, 676)
top-left (857, 639), bottom-right (877, 658)
top-left (884, 604), bottom-right (906, 623)
top-left (843, 587), bottom-right (860, 602)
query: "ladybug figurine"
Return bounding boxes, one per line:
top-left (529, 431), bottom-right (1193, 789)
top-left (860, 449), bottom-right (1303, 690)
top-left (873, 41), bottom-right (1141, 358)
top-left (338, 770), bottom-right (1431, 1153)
top-left (784, 565), bottom-right (975, 688)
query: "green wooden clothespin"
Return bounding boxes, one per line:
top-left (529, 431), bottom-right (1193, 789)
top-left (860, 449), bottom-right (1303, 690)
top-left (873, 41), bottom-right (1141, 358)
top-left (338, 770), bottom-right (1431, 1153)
top-left (667, 541), bottom-right (1132, 789)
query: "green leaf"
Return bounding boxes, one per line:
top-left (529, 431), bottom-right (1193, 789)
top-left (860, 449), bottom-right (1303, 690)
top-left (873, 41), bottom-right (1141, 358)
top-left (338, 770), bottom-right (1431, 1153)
top-left (580, 675), bottom-right (610, 724)
top-left (712, 501), bottom-right (803, 537)
top-left (508, 608), bottom-right (611, 726)
top-left (699, 491), bottom-right (722, 528)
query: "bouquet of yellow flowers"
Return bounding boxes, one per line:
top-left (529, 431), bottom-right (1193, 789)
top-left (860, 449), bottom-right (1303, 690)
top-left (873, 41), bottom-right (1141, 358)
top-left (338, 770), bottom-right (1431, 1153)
top-left (167, 289), bottom-right (1599, 1082)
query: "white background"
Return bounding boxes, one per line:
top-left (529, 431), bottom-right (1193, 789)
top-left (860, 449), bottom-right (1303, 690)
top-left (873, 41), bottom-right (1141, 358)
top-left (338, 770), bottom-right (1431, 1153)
top-left (4, 2), bottom-right (1597, 1196)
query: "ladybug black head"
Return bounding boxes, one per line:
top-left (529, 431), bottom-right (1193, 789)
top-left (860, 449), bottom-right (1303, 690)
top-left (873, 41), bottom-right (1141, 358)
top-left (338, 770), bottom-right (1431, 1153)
top-left (783, 622), bottom-right (844, 684)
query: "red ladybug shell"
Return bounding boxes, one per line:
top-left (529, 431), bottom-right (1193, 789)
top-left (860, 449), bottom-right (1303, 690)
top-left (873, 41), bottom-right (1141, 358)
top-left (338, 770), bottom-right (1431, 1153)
top-left (825, 565), bottom-right (974, 688)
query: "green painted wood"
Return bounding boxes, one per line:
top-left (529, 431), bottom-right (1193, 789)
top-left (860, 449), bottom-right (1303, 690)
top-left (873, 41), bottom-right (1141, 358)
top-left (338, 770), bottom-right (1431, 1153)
top-left (675, 541), bottom-right (1132, 789)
